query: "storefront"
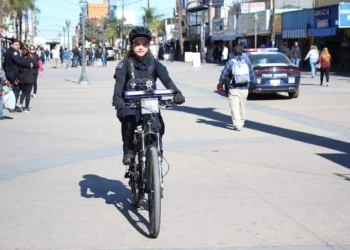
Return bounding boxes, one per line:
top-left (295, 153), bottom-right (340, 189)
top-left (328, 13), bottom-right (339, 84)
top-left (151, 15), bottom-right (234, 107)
top-left (237, 10), bottom-right (271, 47)
top-left (282, 9), bottom-right (314, 62)
top-left (308, 5), bottom-right (343, 64)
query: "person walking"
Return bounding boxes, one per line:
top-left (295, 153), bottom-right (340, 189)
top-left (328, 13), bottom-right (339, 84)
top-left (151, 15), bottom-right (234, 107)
top-left (17, 48), bottom-right (37, 113)
top-left (51, 46), bottom-right (60, 68)
top-left (4, 39), bottom-right (34, 112)
top-left (217, 46), bottom-right (256, 131)
top-left (95, 48), bottom-right (102, 67)
top-left (290, 41), bottom-right (301, 67)
top-left (101, 47), bottom-right (107, 67)
top-left (45, 49), bottom-right (50, 62)
top-left (29, 46), bottom-right (43, 98)
top-left (59, 46), bottom-right (64, 64)
top-left (281, 42), bottom-right (290, 58)
top-left (169, 46), bottom-right (174, 62)
top-left (304, 45), bottom-right (319, 78)
top-left (62, 48), bottom-right (70, 68)
top-left (318, 47), bottom-right (332, 87)
top-left (0, 69), bottom-right (13, 120)
top-left (72, 46), bottom-right (80, 67)
top-left (221, 43), bottom-right (229, 64)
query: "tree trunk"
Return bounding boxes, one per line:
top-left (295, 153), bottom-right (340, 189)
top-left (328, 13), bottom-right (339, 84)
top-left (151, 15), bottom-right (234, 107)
top-left (15, 18), bottom-right (19, 39)
top-left (19, 12), bottom-right (23, 42)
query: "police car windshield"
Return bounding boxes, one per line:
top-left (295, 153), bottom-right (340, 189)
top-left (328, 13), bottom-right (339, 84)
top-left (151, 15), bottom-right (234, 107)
top-left (247, 53), bottom-right (290, 65)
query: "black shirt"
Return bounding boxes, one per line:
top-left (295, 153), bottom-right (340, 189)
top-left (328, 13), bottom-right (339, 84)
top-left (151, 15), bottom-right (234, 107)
top-left (4, 47), bottom-right (32, 82)
top-left (112, 54), bottom-right (179, 103)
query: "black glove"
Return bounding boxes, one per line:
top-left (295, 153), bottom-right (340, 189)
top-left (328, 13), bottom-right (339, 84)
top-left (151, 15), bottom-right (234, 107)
top-left (174, 91), bottom-right (185, 105)
top-left (114, 97), bottom-right (125, 110)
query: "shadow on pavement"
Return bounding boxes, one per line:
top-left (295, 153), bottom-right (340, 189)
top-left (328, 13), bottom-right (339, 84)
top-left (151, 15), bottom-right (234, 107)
top-left (172, 106), bottom-right (350, 170)
top-left (79, 174), bottom-right (152, 238)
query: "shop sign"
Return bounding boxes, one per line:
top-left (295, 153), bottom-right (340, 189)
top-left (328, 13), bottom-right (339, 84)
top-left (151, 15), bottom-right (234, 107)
top-left (339, 3), bottom-right (350, 28)
top-left (238, 10), bottom-right (270, 36)
top-left (274, 14), bottom-right (282, 33)
top-left (212, 18), bottom-right (224, 31)
top-left (313, 8), bottom-right (330, 17)
top-left (241, 2), bottom-right (266, 14)
top-left (317, 19), bottom-right (329, 28)
top-left (46, 37), bottom-right (60, 43)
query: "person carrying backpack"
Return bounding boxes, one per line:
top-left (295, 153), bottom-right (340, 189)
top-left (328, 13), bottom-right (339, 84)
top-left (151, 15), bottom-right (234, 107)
top-left (217, 46), bottom-right (257, 131)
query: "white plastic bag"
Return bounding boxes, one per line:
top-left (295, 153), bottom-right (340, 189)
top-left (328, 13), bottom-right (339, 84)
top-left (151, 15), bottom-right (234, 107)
top-left (2, 90), bottom-right (16, 110)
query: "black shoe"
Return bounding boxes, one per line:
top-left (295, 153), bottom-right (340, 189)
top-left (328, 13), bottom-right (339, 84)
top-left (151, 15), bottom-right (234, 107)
top-left (122, 153), bottom-right (135, 165)
top-left (3, 116), bottom-right (13, 119)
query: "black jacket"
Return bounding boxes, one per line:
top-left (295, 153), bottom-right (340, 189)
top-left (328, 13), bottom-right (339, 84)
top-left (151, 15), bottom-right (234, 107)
top-left (72, 48), bottom-right (80, 56)
top-left (112, 54), bottom-right (179, 104)
top-left (30, 53), bottom-right (40, 74)
top-left (290, 46), bottom-right (301, 59)
top-left (281, 46), bottom-right (290, 58)
top-left (95, 50), bottom-right (102, 59)
top-left (18, 57), bottom-right (36, 84)
top-left (4, 47), bottom-right (32, 82)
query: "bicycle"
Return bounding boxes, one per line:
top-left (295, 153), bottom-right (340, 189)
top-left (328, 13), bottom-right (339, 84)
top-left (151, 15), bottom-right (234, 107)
top-left (124, 88), bottom-right (175, 238)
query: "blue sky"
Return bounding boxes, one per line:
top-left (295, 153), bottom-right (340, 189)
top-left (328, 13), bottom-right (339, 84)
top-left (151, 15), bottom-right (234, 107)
top-left (36, 0), bottom-right (175, 37)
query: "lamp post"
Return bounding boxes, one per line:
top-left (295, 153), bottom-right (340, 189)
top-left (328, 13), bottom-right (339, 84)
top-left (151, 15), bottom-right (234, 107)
top-left (62, 26), bottom-right (66, 49)
top-left (254, 13), bottom-right (258, 50)
top-left (58, 33), bottom-right (61, 47)
top-left (78, 0), bottom-right (89, 85)
top-left (66, 19), bottom-right (71, 69)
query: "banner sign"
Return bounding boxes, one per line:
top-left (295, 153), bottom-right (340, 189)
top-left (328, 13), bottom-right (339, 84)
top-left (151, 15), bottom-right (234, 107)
top-left (339, 3), bottom-right (350, 28)
top-left (241, 2), bottom-right (266, 14)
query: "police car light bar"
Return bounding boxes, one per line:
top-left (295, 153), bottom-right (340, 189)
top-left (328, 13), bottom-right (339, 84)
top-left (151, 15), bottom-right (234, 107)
top-left (244, 48), bottom-right (279, 52)
top-left (124, 90), bottom-right (146, 96)
top-left (153, 89), bottom-right (174, 95)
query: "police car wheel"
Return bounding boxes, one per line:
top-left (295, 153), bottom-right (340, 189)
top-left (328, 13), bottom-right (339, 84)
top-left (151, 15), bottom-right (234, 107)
top-left (288, 87), bottom-right (299, 99)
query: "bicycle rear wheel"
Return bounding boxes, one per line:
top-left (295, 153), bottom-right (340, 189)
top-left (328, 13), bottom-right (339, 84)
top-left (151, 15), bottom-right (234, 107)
top-left (130, 154), bottom-right (143, 208)
top-left (147, 147), bottom-right (161, 238)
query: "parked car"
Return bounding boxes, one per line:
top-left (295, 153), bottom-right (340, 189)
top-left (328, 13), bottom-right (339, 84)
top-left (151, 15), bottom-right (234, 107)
top-left (105, 47), bottom-right (115, 61)
top-left (245, 48), bottom-right (301, 99)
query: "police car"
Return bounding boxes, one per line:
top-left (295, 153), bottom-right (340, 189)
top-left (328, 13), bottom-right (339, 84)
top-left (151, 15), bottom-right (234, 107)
top-left (244, 48), bottom-right (300, 99)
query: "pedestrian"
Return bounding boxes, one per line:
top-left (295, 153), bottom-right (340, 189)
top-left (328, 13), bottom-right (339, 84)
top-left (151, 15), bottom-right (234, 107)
top-left (281, 42), bottom-right (290, 58)
top-left (59, 46), bottom-right (64, 64)
top-left (0, 69), bottom-right (13, 120)
top-left (89, 49), bottom-right (94, 66)
top-left (101, 47), bottom-right (107, 66)
top-left (217, 46), bottom-right (257, 131)
top-left (62, 48), bottom-right (70, 69)
top-left (17, 48), bottom-right (37, 113)
top-left (304, 45), bottom-right (319, 78)
top-left (72, 46), bottom-right (80, 67)
top-left (4, 39), bottom-right (34, 112)
top-left (290, 41), bottom-right (301, 67)
top-left (29, 45), bottom-right (43, 98)
top-left (318, 47), bottom-right (332, 87)
top-left (169, 46), bottom-right (174, 63)
top-left (51, 46), bottom-right (60, 68)
top-left (95, 48), bottom-right (102, 67)
top-left (221, 43), bottom-right (229, 64)
top-left (45, 48), bottom-right (50, 61)
top-left (112, 26), bottom-right (185, 165)
top-left (36, 47), bottom-right (45, 65)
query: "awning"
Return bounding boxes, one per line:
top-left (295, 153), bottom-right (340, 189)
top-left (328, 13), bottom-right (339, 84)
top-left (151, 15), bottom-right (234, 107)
top-left (211, 32), bottom-right (224, 41)
top-left (223, 31), bottom-right (236, 41)
top-left (308, 27), bottom-right (336, 37)
top-left (282, 28), bottom-right (307, 39)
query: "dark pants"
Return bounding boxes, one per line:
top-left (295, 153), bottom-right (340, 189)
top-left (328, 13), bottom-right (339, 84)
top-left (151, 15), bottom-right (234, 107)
top-left (117, 107), bottom-right (165, 153)
top-left (19, 83), bottom-right (33, 108)
top-left (320, 66), bottom-right (330, 84)
top-left (33, 73), bottom-right (38, 94)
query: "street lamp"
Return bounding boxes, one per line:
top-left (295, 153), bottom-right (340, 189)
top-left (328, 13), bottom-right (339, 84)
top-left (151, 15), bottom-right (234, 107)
top-left (254, 13), bottom-right (258, 50)
top-left (66, 19), bottom-right (71, 69)
top-left (62, 26), bottom-right (66, 49)
top-left (78, 0), bottom-right (89, 85)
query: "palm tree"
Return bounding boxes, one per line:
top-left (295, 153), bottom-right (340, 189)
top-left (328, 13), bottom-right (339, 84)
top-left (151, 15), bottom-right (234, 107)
top-left (141, 7), bottom-right (164, 41)
top-left (9, 0), bottom-right (39, 41)
top-left (0, 0), bottom-right (11, 29)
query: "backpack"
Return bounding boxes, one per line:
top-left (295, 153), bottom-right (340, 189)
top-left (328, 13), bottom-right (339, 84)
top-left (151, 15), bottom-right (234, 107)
top-left (231, 57), bottom-right (250, 85)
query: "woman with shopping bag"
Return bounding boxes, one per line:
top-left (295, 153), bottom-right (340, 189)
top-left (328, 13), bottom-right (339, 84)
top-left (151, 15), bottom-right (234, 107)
top-left (0, 69), bottom-right (14, 120)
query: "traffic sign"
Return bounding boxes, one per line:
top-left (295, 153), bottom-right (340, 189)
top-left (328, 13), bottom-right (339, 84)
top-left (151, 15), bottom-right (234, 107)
top-left (339, 3), bottom-right (350, 28)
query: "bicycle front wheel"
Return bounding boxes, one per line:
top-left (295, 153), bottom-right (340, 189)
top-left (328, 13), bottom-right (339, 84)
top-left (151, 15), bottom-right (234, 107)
top-left (130, 156), bottom-right (143, 208)
top-left (147, 147), bottom-right (161, 238)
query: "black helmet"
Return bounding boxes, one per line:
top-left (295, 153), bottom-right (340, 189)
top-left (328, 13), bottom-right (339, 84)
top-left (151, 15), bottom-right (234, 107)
top-left (128, 26), bottom-right (152, 43)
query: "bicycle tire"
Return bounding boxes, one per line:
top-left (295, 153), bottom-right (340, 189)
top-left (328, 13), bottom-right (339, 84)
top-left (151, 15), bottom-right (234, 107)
top-left (147, 147), bottom-right (161, 238)
top-left (131, 155), bottom-right (143, 208)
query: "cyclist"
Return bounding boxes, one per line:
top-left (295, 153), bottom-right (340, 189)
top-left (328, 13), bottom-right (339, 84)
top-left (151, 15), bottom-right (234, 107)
top-left (112, 26), bottom-right (185, 165)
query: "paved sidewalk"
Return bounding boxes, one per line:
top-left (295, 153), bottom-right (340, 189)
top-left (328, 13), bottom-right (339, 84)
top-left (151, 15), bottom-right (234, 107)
top-left (0, 59), bottom-right (349, 250)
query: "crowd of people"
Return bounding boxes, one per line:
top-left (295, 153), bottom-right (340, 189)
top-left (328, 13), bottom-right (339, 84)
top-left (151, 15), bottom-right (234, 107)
top-left (1, 39), bottom-right (44, 120)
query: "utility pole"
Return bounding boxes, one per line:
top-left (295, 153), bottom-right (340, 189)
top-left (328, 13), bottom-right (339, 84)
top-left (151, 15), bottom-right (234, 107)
top-left (176, 0), bottom-right (183, 60)
top-left (271, 0), bottom-right (276, 47)
top-left (147, 0), bottom-right (149, 8)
